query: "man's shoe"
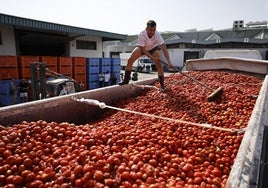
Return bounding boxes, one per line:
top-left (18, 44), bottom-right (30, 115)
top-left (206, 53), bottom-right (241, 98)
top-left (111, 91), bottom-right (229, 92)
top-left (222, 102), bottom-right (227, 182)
top-left (119, 80), bottom-right (129, 85)
top-left (119, 70), bottom-right (131, 85)
top-left (158, 76), bottom-right (166, 92)
top-left (160, 87), bottom-right (166, 92)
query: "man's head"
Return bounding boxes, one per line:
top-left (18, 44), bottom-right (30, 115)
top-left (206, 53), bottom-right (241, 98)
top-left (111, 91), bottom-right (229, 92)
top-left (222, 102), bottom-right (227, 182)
top-left (146, 20), bottom-right (156, 38)
top-left (147, 20), bottom-right (156, 28)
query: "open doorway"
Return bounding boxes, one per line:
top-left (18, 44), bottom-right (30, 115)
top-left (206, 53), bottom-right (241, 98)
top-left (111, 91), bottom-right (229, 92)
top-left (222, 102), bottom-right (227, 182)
top-left (16, 29), bottom-right (69, 56)
top-left (184, 51), bottom-right (200, 64)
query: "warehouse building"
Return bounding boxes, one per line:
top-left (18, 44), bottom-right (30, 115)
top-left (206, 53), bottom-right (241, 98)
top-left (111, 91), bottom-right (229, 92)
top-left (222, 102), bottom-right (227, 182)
top-left (0, 13), bottom-right (127, 57)
top-left (1, 13), bottom-right (267, 68)
top-left (1, 14), bottom-right (268, 100)
top-left (0, 13), bottom-right (127, 105)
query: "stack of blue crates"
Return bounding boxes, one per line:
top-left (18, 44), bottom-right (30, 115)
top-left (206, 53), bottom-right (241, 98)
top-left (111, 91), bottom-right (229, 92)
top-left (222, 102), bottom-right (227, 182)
top-left (111, 58), bottom-right (121, 84)
top-left (86, 58), bottom-right (120, 89)
top-left (100, 58), bottom-right (112, 85)
top-left (0, 79), bottom-right (21, 106)
top-left (86, 58), bottom-right (100, 90)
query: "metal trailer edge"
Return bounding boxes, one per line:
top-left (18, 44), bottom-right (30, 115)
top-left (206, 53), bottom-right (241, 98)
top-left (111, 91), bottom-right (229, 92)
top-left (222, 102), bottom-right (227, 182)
top-left (226, 76), bottom-right (268, 188)
top-left (0, 63), bottom-right (268, 187)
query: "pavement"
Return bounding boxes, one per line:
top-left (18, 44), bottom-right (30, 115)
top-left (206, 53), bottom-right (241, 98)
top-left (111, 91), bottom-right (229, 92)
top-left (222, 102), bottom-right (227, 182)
top-left (120, 70), bottom-right (173, 84)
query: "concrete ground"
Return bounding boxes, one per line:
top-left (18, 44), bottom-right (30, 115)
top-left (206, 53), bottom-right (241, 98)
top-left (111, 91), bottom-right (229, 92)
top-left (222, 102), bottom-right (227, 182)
top-left (120, 70), bottom-right (173, 84)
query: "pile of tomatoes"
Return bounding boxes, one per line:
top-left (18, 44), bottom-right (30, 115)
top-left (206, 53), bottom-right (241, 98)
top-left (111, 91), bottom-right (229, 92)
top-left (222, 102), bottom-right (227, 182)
top-left (0, 70), bottom-right (263, 187)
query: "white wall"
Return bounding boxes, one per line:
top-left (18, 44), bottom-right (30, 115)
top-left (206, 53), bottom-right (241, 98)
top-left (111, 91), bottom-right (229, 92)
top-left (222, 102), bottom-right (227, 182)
top-left (103, 44), bottom-right (135, 58)
top-left (69, 35), bottom-right (103, 57)
top-left (167, 49), bottom-right (185, 68)
top-left (160, 49), bottom-right (188, 68)
top-left (0, 24), bottom-right (16, 55)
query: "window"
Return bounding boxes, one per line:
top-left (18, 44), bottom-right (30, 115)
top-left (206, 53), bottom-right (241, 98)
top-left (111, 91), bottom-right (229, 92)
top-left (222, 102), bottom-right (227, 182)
top-left (0, 32), bottom-right (2, 45)
top-left (76, 40), bottom-right (96, 50)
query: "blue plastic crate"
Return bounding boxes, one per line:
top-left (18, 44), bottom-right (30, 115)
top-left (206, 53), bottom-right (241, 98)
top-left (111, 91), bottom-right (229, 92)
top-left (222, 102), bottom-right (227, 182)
top-left (0, 82), bottom-right (2, 94)
top-left (86, 58), bottom-right (100, 66)
top-left (111, 64), bottom-right (121, 73)
top-left (87, 73), bottom-right (99, 82)
top-left (87, 65), bottom-right (99, 74)
top-left (111, 58), bottom-right (121, 66)
top-left (87, 81), bottom-right (99, 90)
top-left (100, 65), bottom-right (111, 73)
top-left (0, 94), bottom-right (12, 106)
top-left (0, 80), bottom-right (11, 95)
top-left (100, 58), bottom-right (111, 66)
top-left (113, 72), bottom-right (121, 84)
top-left (0, 93), bottom-right (20, 106)
top-left (86, 58), bottom-right (100, 77)
top-left (0, 79), bottom-right (20, 95)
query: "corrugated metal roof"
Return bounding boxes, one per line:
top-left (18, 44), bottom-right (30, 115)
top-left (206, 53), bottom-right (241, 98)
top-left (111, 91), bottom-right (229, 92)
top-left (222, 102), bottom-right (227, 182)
top-left (121, 28), bottom-right (268, 45)
top-left (0, 13), bottom-right (127, 41)
top-left (166, 28), bottom-right (268, 44)
top-left (165, 37), bottom-right (268, 45)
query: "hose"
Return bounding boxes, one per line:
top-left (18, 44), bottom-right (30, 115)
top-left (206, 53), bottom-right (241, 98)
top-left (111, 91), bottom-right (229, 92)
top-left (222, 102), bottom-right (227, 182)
top-left (71, 97), bottom-right (245, 134)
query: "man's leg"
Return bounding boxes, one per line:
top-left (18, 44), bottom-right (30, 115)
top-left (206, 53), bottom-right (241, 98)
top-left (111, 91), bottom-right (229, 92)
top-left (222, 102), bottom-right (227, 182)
top-left (158, 75), bottom-right (166, 91)
top-left (20, 93), bottom-right (23, 103)
top-left (24, 93), bottom-right (28, 102)
top-left (152, 50), bottom-right (166, 91)
top-left (119, 47), bottom-right (142, 85)
top-left (119, 70), bottom-right (132, 85)
top-left (22, 93), bottom-right (26, 102)
top-left (12, 94), bottom-right (16, 105)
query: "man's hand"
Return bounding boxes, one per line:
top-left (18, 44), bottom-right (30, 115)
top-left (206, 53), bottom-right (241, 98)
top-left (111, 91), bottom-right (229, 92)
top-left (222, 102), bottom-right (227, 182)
top-left (167, 62), bottom-right (176, 70)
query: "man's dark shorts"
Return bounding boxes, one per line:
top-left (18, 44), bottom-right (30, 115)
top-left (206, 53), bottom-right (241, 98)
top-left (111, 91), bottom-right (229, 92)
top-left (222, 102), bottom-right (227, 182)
top-left (141, 46), bottom-right (161, 55)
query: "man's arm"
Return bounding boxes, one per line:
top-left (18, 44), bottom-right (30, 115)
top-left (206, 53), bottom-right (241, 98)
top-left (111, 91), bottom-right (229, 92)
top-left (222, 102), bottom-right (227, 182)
top-left (159, 43), bottom-right (174, 68)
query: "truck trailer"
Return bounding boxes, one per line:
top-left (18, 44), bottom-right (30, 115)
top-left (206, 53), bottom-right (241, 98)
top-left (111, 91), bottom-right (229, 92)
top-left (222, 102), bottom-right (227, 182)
top-left (0, 58), bottom-right (267, 187)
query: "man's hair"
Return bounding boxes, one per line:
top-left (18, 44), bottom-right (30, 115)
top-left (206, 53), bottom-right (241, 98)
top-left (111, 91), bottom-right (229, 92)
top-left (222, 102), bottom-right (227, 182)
top-left (147, 20), bottom-right (156, 28)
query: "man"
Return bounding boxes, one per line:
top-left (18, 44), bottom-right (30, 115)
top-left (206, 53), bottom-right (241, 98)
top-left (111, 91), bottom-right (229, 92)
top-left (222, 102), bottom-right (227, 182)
top-left (119, 20), bottom-right (174, 91)
top-left (111, 72), bottom-right (117, 85)
top-left (19, 79), bottom-right (29, 102)
top-left (59, 84), bottom-right (68, 96)
top-left (10, 79), bottom-right (17, 105)
top-left (99, 73), bottom-right (105, 87)
top-left (104, 71), bottom-right (110, 87)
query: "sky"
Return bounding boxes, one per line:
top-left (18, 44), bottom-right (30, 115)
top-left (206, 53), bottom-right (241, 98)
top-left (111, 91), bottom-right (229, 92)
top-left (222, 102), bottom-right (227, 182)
top-left (0, 0), bottom-right (268, 35)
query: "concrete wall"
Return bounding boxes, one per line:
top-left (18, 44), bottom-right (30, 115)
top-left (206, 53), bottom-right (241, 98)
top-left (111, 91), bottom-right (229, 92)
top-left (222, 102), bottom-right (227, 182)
top-left (165, 49), bottom-right (185, 68)
top-left (0, 24), bottom-right (16, 55)
top-left (69, 35), bottom-right (103, 58)
top-left (103, 43), bottom-right (135, 58)
top-left (0, 24), bottom-right (108, 58)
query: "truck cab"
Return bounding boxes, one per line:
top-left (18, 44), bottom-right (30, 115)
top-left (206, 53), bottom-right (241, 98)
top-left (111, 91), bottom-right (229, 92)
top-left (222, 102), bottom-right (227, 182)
top-left (46, 78), bottom-right (82, 97)
top-left (30, 62), bottom-right (82, 99)
top-left (136, 58), bottom-right (153, 73)
top-left (120, 53), bottom-right (153, 73)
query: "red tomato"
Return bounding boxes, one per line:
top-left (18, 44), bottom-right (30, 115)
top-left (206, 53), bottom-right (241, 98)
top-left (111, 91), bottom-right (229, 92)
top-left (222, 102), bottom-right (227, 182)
top-left (94, 170), bottom-right (104, 181)
top-left (182, 163), bottom-right (194, 172)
